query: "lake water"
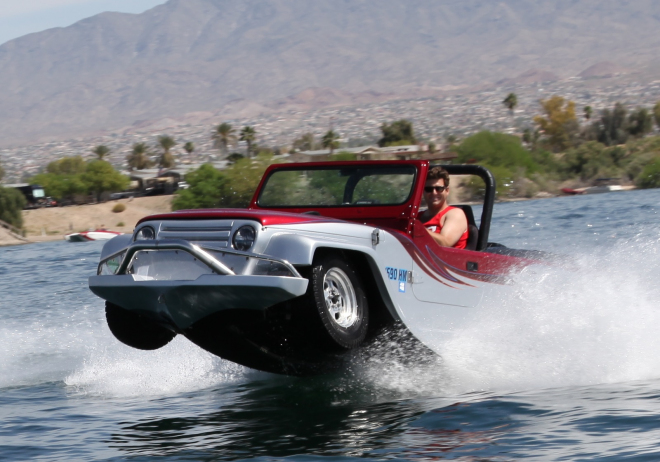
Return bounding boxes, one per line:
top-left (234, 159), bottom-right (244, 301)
top-left (2, 189), bottom-right (660, 461)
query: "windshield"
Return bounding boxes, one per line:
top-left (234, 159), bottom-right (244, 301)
top-left (32, 188), bottom-right (45, 198)
top-left (258, 165), bottom-right (417, 208)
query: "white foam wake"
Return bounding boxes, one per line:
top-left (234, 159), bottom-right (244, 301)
top-left (358, 237), bottom-right (660, 395)
top-left (64, 336), bottom-right (248, 398)
top-left (0, 298), bottom-right (249, 396)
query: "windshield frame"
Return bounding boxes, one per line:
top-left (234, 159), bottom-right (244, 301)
top-left (256, 164), bottom-right (418, 209)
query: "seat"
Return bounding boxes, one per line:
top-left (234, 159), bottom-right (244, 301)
top-left (454, 205), bottom-right (479, 251)
top-left (465, 224), bottom-right (479, 251)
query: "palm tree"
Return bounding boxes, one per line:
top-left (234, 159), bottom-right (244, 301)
top-left (92, 145), bottom-right (110, 160)
top-left (126, 142), bottom-right (152, 170)
top-left (503, 93), bottom-right (518, 116)
top-left (239, 126), bottom-right (257, 158)
top-left (322, 130), bottom-right (340, 155)
top-left (584, 106), bottom-right (593, 121)
top-left (158, 135), bottom-right (176, 169)
top-left (212, 123), bottom-right (237, 157)
top-left (184, 141), bottom-right (195, 156)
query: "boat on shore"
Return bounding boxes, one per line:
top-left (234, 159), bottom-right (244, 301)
top-left (65, 229), bottom-right (123, 242)
top-left (561, 178), bottom-right (634, 196)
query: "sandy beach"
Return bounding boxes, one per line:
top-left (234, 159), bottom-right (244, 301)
top-left (0, 196), bottom-right (173, 247)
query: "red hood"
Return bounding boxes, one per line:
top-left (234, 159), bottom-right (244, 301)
top-left (137, 209), bottom-right (344, 227)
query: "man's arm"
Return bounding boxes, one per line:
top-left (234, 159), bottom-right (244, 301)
top-left (426, 208), bottom-right (468, 247)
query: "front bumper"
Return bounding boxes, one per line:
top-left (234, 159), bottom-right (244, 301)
top-left (88, 239), bottom-right (309, 329)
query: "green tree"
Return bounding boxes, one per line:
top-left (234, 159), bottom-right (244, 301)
top-left (172, 164), bottom-right (228, 210)
top-left (533, 96), bottom-right (579, 152)
top-left (239, 126), bottom-right (257, 158)
top-left (0, 162), bottom-right (4, 181)
top-left (184, 142), bottom-right (195, 156)
top-left (636, 157), bottom-right (660, 189)
top-left (31, 171), bottom-right (87, 201)
top-left (654, 101), bottom-right (660, 129)
top-left (593, 102), bottom-right (629, 146)
top-left (292, 133), bottom-right (316, 152)
top-left (172, 153), bottom-right (279, 210)
top-left (455, 131), bottom-right (538, 171)
top-left (503, 93), bottom-right (518, 116)
top-left (81, 160), bottom-right (129, 202)
top-left (522, 128), bottom-right (542, 150)
top-left (47, 156), bottom-right (86, 175)
top-left (560, 141), bottom-right (617, 180)
top-left (221, 153), bottom-right (278, 207)
top-left (627, 107), bottom-right (653, 137)
top-left (31, 156), bottom-right (88, 202)
top-left (212, 123), bottom-right (237, 157)
top-left (322, 130), bottom-right (340, 154)
top-left (127, 142), bottom-right (153, 170)
top-left (158, 135), bottom-right (176, 169)
top-left (92, 145), bottom-right (110, 160)
top-left (378, 120), bottom-right (416, 147)
top-left (622, 136), bottom-right (660, 181)
top-left (0, 186), bottom-right (26, 229)
top-left (455, 131), bottom-right (541, 198)
top-left (584, 106), bottom-right (593, 121)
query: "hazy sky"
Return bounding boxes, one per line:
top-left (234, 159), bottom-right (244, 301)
top-left (0, 0), bottom-right (168, 45)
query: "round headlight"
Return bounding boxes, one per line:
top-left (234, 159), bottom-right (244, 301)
top-left (233, 225), bottom-right (256, 251)
top-left (135, 226), bottom-right (155, 241)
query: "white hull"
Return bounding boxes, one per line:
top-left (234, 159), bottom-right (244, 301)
top-left (65, 230), bottom-right (123, 242)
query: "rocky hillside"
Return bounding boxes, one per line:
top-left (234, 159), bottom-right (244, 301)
top-left (0, 0), bottom-right (659, 146)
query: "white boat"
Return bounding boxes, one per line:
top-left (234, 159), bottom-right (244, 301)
top-left (65, 229), bottom-right (123, 242)
top-left (581, 184), bottom-right (626, 194)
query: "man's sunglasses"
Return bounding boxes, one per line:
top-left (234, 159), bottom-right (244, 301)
top-left (424, 186), bottom-right (447, 193)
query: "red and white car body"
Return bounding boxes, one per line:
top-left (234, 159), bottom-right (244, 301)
top-left (89, 160), bottom-right (546, 375)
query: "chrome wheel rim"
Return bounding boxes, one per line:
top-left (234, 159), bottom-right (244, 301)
top-left (323, 268), bottom-right (358, 328)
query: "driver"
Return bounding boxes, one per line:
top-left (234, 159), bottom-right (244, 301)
top-left (418, 166), bottom-right (468, 249)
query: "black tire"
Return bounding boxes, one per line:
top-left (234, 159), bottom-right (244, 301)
top-left (105, 302), bottom-right (176, 350)
top-left (311, 256), bottom-right (369, 349)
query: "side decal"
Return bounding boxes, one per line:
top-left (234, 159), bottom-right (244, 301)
top-left (390, 232), bottom-right (511, 286)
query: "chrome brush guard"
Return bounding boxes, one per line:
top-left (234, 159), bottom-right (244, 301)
top-left (98, 239), bottom-right (301, 280)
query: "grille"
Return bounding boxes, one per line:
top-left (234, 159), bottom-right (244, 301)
top-left (157, 220), bottom-right (234, 246)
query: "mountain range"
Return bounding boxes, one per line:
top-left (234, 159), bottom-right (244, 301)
top-left (0, 0), bottom-right (659, 147)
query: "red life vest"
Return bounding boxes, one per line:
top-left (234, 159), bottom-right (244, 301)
top-left (422, 206), bottom-right (469, 250)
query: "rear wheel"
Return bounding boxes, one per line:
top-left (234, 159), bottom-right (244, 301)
top-left (311, 256), bottom-right (369, 349)
top-left (105, 302), bottom-right (176, 350)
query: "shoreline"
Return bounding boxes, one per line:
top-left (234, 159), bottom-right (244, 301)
top-left (0, 186), bottom-right (642, 248)
top-left (0, 195), bottom-right (172, 247)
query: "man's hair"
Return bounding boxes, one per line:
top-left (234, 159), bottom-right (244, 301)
top-left (426, 166), bottom-right (450, 186)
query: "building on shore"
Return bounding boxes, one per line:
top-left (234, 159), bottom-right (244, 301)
top-left (125, 162), bottom-right (229, 196)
